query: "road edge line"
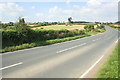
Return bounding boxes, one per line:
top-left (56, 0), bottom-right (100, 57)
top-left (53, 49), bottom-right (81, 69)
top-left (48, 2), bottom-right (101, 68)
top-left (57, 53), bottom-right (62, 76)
top-left (0, 62), bottom-right (23, 70)
top-left (79, 55), bottom-right (104, 78)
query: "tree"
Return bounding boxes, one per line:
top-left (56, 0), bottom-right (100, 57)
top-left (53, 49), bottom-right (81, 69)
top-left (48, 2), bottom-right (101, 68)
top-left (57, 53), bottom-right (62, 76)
top-left (68, 17), bottom-right (72, 26)
top-left (8, 22), bottom-right (14, 26)
top-left (15, 17), bottom-right (31, 43)
top-left (84, 24), bottom-right (95, 32)
top-left (1, 24), bottom-right (8, 29)
top-left (19, 17), bottom-right (25, 23)
top-left (15, 17), bottom-right (29, 33)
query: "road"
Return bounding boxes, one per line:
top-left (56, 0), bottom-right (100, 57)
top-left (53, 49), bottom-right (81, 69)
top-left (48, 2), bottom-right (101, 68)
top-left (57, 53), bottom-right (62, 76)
top-left (1, 26), bottom-right (120, 78)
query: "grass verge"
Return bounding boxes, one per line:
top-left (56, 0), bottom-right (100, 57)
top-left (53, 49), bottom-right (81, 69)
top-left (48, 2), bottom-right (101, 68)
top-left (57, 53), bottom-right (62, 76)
top-left (1, 34), bottom-right (90, 53)
top-left (1, 29), bottom-right (105, 53)
top-left (97, 42), bottom-right (119, 78)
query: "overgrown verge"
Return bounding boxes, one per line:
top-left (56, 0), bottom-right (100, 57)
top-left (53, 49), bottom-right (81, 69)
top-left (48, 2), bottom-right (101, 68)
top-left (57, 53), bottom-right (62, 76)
top-left (2, 29), bottom-right (85, 48)
top-left (1, 34), bottom-right (90, 53)
top-left (97, 42), bottom-right (120, 78)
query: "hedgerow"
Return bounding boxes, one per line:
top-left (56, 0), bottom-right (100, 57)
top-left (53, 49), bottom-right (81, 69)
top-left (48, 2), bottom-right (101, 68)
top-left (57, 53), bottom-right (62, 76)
top-left (2, 29), bottom-right (85, 48)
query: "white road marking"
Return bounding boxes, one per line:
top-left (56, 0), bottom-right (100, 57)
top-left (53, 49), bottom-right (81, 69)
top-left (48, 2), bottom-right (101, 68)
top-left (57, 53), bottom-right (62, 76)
top-left (92, 40), bottom-right (96, 41)
top-left (115, 40), bottom-right (118, 43)
top-left (79, 55), bottom-right (104, 78)
top-left (0, 62), bottom-right (23, 70)
top-left (92, 38), bottom-right (101, 42)
top-left (115, 37), bottom-right (120, 43)
top-left (57, 43), bottom-right (86, 53)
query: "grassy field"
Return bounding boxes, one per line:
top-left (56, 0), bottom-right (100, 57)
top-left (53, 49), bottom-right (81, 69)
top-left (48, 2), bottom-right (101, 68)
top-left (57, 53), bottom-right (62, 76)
top-left (32, 24), bottom-right (85, 30)
top-left (97, 42), bottom-right (119, 78)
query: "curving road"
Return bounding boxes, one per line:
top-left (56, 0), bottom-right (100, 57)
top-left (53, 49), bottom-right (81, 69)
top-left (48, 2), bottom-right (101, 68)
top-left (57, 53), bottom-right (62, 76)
top-left (1, 26), bottom-right (120, 78)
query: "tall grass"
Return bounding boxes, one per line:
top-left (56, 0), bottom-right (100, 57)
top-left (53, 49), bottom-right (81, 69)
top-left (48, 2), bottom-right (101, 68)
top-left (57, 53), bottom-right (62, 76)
top-left (2, 29), bottom-right (85, 48)
top-left (1, 34), bottom-right (90, 53)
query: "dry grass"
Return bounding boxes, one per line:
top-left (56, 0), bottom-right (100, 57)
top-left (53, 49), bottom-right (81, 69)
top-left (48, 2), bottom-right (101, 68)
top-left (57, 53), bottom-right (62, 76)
top-left (32, 24), bottom-right (85, 30)
top-left (109, 24), bottom-right (120, 27)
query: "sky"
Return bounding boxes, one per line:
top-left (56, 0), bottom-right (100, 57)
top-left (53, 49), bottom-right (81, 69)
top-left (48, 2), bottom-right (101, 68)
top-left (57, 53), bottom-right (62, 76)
top-left (0, 0), bottom-right (119, 23)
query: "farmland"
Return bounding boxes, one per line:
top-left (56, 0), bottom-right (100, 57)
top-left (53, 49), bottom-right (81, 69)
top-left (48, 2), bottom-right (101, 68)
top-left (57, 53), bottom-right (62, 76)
top-left (32, 24), bottom-right (85, 30)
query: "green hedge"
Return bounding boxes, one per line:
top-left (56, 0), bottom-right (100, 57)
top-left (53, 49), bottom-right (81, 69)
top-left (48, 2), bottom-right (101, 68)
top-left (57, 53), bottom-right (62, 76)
top-left (2, 29), bottom-right (85, 48)
top-left (1, 34), bottom-right (89, 53)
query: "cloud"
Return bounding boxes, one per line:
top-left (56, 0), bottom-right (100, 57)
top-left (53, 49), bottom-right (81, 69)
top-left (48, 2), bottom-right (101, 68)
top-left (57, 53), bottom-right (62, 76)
top-left (0, 3), bottom-right (24, 22)
top-left (1, 1), bottom-right (118, 22)
top-left (22, 16), bottom-right (29, 19)
top-left (31, 6), bottom-right (36, 9)
top-left (49, 6), bottom-right (62, 14)
top-left (80, 1), bottom-right (118, 22)
top-left (46, 1), bottom-right (117, 22)
top-left (87, 0), bottom-right (102, 7)
top-left (0, 3), bottom-right (24, 16)
top-left (36, 13), bottom-right (44, 17)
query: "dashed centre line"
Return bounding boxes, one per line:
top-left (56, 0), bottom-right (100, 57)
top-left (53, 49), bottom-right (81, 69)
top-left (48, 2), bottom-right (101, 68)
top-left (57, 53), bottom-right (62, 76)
top-left (57, 43), bottom-right (86, 53)
top-left (92, 38), bottom-right (101, 42)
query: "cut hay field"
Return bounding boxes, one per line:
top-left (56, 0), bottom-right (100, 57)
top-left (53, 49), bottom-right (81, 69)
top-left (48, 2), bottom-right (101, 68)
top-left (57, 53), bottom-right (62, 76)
top-left (32, 24), bottom-right (85, 30)
top-left (109, 24), bottom-right (120, 27)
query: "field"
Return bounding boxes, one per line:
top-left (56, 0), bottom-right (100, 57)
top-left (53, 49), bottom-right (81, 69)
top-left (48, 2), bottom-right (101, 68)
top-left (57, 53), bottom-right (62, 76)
top-left (32, 24), bottom-right (85, 30)
top-left (109, 24), bottom-right (120, 27)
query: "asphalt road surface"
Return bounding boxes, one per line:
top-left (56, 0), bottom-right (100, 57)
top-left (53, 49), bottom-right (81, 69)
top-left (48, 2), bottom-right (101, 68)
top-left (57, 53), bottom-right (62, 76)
top-left (1, 26), bottom-right (120, 78)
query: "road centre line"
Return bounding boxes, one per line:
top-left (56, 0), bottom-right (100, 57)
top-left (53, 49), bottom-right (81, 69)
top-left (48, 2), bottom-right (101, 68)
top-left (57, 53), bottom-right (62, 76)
top-left (92, 38), bottom-right (100, 42)
top-left (115, 40), bottom-right (118, 43)
top-left (79, 55), bottom-right (104, 78)
top-left (0, 62), bottom-right (23, 70)
top-left (57, 43), bottom-right (86, 53)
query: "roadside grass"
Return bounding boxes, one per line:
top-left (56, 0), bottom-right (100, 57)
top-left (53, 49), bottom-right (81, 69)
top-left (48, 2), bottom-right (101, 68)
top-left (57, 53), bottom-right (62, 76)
top-left (97, 42), bottom-right (119, 78)
top-left (1, 34), bottom-right (90, 53)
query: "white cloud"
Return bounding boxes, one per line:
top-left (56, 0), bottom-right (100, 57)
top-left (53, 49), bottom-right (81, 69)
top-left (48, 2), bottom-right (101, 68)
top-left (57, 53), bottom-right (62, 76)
top-left (1, 1), bottom-right (118, 22)
top-left (36, 13), bottom-right (44, 17)
top-left (0, 3), bottom-right (24, 16)
top-left (31, 6), bottom-right (36, 9)
top-left (22, 16), bottom-right (29, 19)
top-left (49, 6), bottom-right (62, 14)
top-left (0, 3), bottom-right (25, 22)
top-left (87, 0), bottom-right (102, 7)
top-left (80, 1), bottom-right (118, 22)
top-left (46, 1), bottom-right (118, 22)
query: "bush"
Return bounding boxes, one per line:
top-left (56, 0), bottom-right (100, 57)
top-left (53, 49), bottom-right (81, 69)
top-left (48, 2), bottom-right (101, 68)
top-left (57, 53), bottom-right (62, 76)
top-left (97, 24), bottom-right (105, 29)
top-left (2, 29), bottom-right (86, 48)
top-left (84, 24), bottom-right (95, 32)
top-left (1, 34), bottom-right (90, 53)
